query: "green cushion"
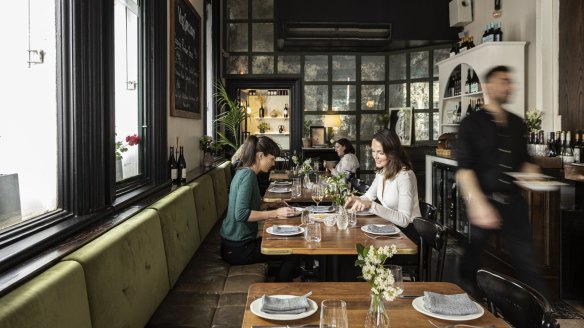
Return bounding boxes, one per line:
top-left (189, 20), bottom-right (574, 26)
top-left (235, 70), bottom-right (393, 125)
top-left (149, 186), bottom-right (201, 287)
top-left (65, 209), bottom-right (169, 328)
top-left (0, 261), bottom-right (91, 328)
top-left (218, 161), bottom-right (232, 185)
top-left (188, 175), bottom-right (218, 240)
top-left (208, 167), bottom-right (228, 219)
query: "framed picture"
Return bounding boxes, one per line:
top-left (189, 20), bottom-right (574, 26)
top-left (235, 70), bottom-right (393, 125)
top-left (389, 107), bottom-right (413, 146)
top-left (169, 0), bottom-right (201, 119)
top-left (310, 126), bottom-right (326, 146)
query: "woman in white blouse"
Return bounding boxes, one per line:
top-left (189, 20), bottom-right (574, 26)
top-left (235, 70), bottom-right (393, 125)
top-left (345, 129), bottom-right (421, 228)
top-left (324, 138), bottom-right (360, 176)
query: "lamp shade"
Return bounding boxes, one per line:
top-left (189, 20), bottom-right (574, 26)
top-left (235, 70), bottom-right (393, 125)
top-left (323, 115), bottom-right (342, 127)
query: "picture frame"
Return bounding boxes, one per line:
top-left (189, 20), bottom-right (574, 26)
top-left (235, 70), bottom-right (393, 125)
top-left (389, 107), bottom-right (413, 146)
top-left (169, 0), bottom-right (202, 119)
top-left (310, 126), bottom-right (326, 146)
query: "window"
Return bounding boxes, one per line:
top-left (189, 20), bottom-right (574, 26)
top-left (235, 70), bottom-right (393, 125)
top-left (0, 0), bottom-right (58, 231)
top-left (114, 0), bottom-right (143, 184)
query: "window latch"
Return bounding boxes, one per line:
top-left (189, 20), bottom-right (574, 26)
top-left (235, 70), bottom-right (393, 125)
top-left (126, 81), bottom-right (137, 90)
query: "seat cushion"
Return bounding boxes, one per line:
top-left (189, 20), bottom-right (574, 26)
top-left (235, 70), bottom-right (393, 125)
top-left (147, 292), bottom-right (219, 327)
top-left (65, 209), bottom-right (170, 328)
top-left (0, 261), bottom-right (92, 328)
top-left (188, 175), bottom-right (218, 240)
top-left (208, 167), bottom-right (228, 219)
top-left (149, 186), bottom-right (201, 287)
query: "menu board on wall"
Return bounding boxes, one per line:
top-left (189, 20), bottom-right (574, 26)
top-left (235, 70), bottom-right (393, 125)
top-left (170, 0), bottom-right (201, 119)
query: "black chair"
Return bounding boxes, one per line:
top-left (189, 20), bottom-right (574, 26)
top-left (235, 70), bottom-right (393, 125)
top-left (476, 269), bottom-right (559, 328)
top-left (418, 201), bottom-right (437, 222)
top-left (413, 217), bottom-right (448, 282)
top-left (349, 178), bottom-right (370, 194)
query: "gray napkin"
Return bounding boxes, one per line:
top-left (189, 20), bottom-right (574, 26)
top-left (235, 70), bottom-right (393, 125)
top-left (312, 206), bottom-right (333, 212)
top-left (368, 225), bottom-right (396, 233)
top-left (423, 291), bottom-right (479, 315)
top-left (270, 187), bottom-right (290, 192)
top-left (273, 225), bottom-right (300, 233)
top-left (261, 292), bottom-right (311, 314)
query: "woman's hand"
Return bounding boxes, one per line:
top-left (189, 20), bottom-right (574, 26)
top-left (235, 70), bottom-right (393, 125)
top-left (343, 196), bottom-right (357, 208)
top-left (273, 206), bottom-right (295, 219)
top-left (350, 199), bottom-right (372, 212)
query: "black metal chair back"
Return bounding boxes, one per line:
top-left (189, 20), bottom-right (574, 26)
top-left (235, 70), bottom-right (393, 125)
top-left (418, 201), bottom-right (437, 222)
top-left (413, 217), bottom-right (447, 282)
top-left (476, 269), bottom-right (559, 328)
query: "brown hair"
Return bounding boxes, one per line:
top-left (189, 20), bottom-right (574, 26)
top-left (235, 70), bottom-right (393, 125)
top-left (336, 138), bottom-right (355, 154)
top-left (238, 135), bottom-right (281, 168)
top-left (372, 129), bottom-right (412, 180)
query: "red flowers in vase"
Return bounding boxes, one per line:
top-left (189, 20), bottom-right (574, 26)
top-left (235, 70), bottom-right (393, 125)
top-left (116, 133), bottom-right (141, 160)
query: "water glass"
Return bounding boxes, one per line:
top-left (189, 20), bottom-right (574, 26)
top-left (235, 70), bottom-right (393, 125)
top-left (305, 222), bottom-right (322, 242)
top-left (292, 177), bottom-right (302, 198)
top-left (336, 210), bottom-right (349, 230)
top-left (301, 209), bottom-right (312, 225)
top-left (323, 214), bottom-right (336, 227)
top-left (347, 210), bottom-right (357, 228)
top-left (388, 265), bottom-right (404, 295)
top-left (320, 299), bottom-right (348, 328)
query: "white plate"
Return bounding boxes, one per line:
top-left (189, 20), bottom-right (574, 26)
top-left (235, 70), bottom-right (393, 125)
top-left (309, 213), bottom-right (335, 222)
top-left (411, 296), bottom-right (484, 321)
top-left (361, 224), bottom-right (400, 236)
top-left (250, 295), bottom-right (318, 321)
top-left (267, 225), bottom-right (304, 236)
top-left (505, 172), bottom-right (552, 180)
top-left (273, 181), bottom-right (292, 186)
top-left (514, 180), bottom-right (567, 192)
top-left (268, 187), bottom-right (291, 193)
top-left (355, 210), bottom-right (374, 216)
top-left (307, 205), bottom-right (335, 213)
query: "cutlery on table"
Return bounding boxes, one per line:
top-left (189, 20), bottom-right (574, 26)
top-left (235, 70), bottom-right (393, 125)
top-left (428, 320), bottom-right (496, 328)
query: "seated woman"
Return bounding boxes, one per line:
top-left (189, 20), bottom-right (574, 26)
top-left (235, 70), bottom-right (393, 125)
top-left (324, 138), bottom-right (360, 177)
top-left (220, 135), bottom-right (299, 281)
top-left (345, 129), bottom-right (421, 228)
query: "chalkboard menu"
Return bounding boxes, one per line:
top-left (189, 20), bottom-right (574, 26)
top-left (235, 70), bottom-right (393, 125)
top-left (170, 0), bottom-right (201, 119)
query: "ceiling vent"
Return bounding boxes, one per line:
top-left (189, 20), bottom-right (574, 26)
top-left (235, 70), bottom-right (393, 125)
top-left (277, 22), bottom-right (392, 51)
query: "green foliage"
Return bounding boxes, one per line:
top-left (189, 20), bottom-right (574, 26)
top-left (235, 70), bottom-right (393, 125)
top-left (303, 119), bottom-right (313, 138)
top-left (324, 172), bottom-right (353, 206)
top-left (257, 122), bottom-right (271, 132)
top-left (213, 81), bottom-right (247, 151)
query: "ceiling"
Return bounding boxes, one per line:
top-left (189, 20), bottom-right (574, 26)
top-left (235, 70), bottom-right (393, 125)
top-left (275, 0), bottom-right (461, 51)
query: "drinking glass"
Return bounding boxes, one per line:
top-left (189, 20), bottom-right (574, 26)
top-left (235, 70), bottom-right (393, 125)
top-left (323, 213), bottom-right (336, 227)
top-left (301, 209), bottom-right (312, 225)
top-left (320, 299), bottom-right (348, 328)
top-left (388, 265), bottom-right (404, 295)
top-left (312, 185), bottom-right (324, 208)
top-left (347, 210), bottom-right (357, 228)
top-left (305, 222), bottom-right (322, 242)
top-left (292, 177), bottom-right (302, 198)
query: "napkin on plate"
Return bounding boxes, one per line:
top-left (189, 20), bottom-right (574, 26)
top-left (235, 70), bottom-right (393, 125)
top-left (311, 205), bottom-right (333, 212)
top-left (368, 225), bottom-right (395, 234)
top-left (261, 292), bottom-right (312, 314)
top-left (273, 225), bottom-right (301, 233)
top-left (423, 291), bottom-right (479, 315)
top-left (270, 187), bottom-right (290, 192)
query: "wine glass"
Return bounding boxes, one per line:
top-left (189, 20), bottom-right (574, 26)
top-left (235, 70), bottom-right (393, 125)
top-left (312, 184), bottom-right (324, 209)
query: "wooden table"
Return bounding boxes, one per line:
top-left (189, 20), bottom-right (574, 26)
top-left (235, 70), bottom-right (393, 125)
top-left (242, 282), bottom-right (509, 328)
top-left (261, 216), bottom-right (417, 255)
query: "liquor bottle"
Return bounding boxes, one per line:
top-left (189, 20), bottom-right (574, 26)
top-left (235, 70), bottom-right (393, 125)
top-left (563, 132), bottom-right (575, 164)
top-left (259, 103), bottom-right (264, 118)
top-left (168, 146), bottom-right (178, 182)
top-left (283, 104), bottom-right (289, 118)
top-left (177, 146), bottom-right (187, 183)
top-left (449, 43), bottom-right (457, 57)
top-left (547, 132), bottom-right (557, 157)
top-left (482, 24), bottom-right (489, 43)
top-left (465, 69), bottom-right (471, 94)
top-left (495, 22), bottom-right (503, 41)
top-left (468, 36), bottom-right (475, 49)
top-left (574, 130), bottom-right (582, 163)
top-left (467, 100), bottom-right (474, 115)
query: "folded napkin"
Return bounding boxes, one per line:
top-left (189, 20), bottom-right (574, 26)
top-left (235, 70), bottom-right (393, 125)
top-left (423, 291), bottom-right (479, 315)
top-left (261, 292), bottom-right (312, 314)
top-left (311, 205), bottom-right (333, 212)
top-left (368, 225), bottom-right (395, 233)
top-left (270, 187), bottom-right (290, 192)
top-left (273, 225), bottom-right (300, 233)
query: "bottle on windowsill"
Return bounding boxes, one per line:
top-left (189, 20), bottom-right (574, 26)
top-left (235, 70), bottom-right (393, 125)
top-left (168, 146), bottom-right (178, 182)
top-left (178, 146), bottom-right (187, 182)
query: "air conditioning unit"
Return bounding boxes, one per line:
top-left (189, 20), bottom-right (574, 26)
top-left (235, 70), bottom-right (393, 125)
top-left (449, 0), bottom-right (472, 27)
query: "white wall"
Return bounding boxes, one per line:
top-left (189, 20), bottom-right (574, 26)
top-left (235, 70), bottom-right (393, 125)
top-left (167, 0), bottom-right (206, 171)
top-left (462, 0), bottom-right (559, 131)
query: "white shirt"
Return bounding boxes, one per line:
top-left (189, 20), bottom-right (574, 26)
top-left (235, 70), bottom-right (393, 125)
top-left (360, 169), bottom-right (421, 228)
top-left (331, 153), bottom-right (360, 176)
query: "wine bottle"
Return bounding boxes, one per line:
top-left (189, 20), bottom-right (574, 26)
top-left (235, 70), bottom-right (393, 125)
top-left (482, 24), bottom-right (489, 43)
top-left (563, 131), bottom-right (575, 164)
top-left (178, 146), bottom-right (187, 182)
top-left (495, 22), bottom-right (503, 41)
top-left (259, 103), bottom-right (265, 118)
top-left (466, 100), bottom-right (474, 115)
top-left (468, 36), bottom-right (475, 49)
top-left (168, 146), bottom-right (178, 182)
top-left (574, 130), bottom-right (582, 163)
top-left (283, 104), bottom-right (289, 118)
top-left (547, 132), bottom-right (557, 157)
top-left (449, 43), bottom-right (457, 57)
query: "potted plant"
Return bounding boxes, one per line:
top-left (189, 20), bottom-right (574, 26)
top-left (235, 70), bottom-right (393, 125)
top-left (213, 81), bottom-right (247, 155)
top-left (115, 133), bottom-right (140, 181)
top-left (302, 119), bottom-right (313, 148)
top-left (199, 135), bottom-right (215, 167)
top-left (257, 122), bottom-right (271, 134)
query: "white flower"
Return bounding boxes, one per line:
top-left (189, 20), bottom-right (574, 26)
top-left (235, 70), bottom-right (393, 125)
top-left (355, 243), bottom-right (400, 302)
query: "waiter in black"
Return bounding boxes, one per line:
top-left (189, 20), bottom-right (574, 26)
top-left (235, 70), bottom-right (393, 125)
top-left (456, 65), bottom-right (546, 296)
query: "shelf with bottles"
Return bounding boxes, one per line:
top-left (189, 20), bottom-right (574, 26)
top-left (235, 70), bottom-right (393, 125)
top-left (255, 132), bottom-right (290, 136)
top-left (253, 116), bottom-right (289, 120)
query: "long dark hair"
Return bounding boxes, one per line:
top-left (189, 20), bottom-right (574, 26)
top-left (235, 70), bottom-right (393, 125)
top-left (238, 135), bottom-right (281, 168)
top-left (336, 138), bottom-right (355, 154)
top-left (372, 129), bottom-right (412, 180)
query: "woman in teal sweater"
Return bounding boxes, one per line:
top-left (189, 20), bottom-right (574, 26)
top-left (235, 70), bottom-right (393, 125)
top-left (220, 135), bottom-right (299, 281)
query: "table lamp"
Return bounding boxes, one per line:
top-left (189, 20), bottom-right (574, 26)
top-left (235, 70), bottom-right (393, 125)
top-left (323, 115), bottom-right (342, 144)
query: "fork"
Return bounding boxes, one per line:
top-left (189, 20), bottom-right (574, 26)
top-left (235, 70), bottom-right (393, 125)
top-left (428, 320), bottom-right (496, 328)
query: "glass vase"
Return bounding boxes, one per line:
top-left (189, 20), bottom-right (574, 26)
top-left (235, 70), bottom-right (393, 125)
top-left (365, 293), bottom-right (390, 328)
top-left (303, 173), bottom-right (312, 189)
top-left (336, 205), bottom-right (349, 230)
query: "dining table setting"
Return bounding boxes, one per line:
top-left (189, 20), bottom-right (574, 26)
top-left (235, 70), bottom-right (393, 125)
top-left (242, 282), bottom-right (509, 328)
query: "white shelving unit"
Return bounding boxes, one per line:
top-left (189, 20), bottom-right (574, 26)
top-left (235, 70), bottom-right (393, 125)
top-left (245, 90), bottom-right (291, 149)
top-left (437, 42), bottom-right (526, 135)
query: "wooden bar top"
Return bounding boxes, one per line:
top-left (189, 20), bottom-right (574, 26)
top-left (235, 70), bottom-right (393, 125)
top-left (261, 215), bottom-right (417, 255)
top-left (242, 282), bottom-right (508, 328)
